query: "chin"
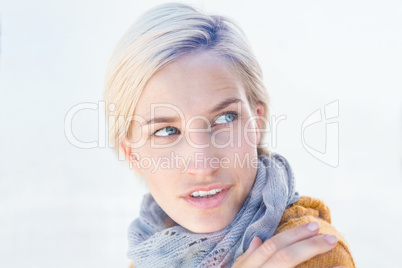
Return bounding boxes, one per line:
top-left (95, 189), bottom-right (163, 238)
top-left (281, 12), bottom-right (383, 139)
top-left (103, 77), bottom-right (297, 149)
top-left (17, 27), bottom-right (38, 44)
top-left (184, 213), bottom-right (235, 234)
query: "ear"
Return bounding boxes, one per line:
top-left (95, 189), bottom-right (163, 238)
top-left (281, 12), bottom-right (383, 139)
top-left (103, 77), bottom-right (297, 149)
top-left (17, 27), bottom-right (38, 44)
top-left (120, 139), bottom-right (142, 174)
top-left (254, 102), bottom-right (265, 145)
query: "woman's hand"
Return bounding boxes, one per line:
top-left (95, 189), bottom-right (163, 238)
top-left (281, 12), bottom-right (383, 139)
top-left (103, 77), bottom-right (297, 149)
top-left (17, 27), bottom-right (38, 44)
top-left (232, 221), bottom-right (345, 268)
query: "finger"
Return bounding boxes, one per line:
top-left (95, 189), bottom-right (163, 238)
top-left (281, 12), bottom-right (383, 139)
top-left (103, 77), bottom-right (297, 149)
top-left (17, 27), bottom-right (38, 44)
top-left (261, 234), bottom-right (338, 268)
top-left (243, 236), bottom-right (263, 258)
top-left (232, 236), bottom-right (263, 266)
top-left (239, 221), bottom-right (321, 266)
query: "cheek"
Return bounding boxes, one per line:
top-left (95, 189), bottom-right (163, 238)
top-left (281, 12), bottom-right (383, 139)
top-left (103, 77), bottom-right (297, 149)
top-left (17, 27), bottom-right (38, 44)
top-left (243, 120), bottom-right (259, 147)
top-left (133, 142), bottom-right (174, 171)
top-left (211, 124), bottom-right (239, 147)
top-left (145, 171), bottom-right (176, 202)
top-left (211, 120), bottom-right (256, 149)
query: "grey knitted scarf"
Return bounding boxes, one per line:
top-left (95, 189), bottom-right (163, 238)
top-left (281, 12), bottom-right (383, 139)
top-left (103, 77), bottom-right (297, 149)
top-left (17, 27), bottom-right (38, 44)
top-left (127, 153), bottom-right (300, 267)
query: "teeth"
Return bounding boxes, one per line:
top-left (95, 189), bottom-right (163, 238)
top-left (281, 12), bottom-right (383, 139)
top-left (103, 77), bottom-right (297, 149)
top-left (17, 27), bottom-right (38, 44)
top-left (191, 188), bottom-right (222, 198)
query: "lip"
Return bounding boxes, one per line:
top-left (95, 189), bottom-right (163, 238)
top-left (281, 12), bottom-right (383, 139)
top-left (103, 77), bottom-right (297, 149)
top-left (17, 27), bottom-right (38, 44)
top-left (181, 183), bottom-right (232, 210)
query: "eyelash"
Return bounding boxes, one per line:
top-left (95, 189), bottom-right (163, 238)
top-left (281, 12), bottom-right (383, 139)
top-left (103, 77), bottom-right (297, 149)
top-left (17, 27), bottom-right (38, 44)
top-left (151, 111), bottom-right (239, 137)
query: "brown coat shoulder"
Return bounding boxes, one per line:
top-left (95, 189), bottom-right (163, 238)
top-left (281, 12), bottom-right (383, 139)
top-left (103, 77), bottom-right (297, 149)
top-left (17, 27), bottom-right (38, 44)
top-left (274, 196), bottom-right (356, 268)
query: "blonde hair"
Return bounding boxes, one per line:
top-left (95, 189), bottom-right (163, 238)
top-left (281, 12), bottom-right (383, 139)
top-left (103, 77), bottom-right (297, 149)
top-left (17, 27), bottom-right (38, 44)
top-left (103, 2), bottom-right (271, 160)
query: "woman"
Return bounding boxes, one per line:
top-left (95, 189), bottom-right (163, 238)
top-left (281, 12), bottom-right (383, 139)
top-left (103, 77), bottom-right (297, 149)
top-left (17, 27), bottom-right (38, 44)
top-left (103, 3), bottom-right (355, 267)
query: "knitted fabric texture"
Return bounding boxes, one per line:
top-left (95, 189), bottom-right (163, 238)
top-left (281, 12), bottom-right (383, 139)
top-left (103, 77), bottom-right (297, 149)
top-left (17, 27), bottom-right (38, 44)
top-left (127, 153), bottom-right (300, 267)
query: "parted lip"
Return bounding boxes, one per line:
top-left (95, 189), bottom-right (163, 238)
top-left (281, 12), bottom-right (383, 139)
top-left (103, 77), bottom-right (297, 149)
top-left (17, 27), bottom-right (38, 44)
top-left (181, 183), bottom-right (232, 197)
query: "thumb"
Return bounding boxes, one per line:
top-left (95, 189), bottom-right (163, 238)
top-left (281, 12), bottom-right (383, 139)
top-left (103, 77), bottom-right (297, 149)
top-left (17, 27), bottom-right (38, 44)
top-left (232, 237), bottom-right (263, 267)
top-left (244, 236), bottom-right (263, 258)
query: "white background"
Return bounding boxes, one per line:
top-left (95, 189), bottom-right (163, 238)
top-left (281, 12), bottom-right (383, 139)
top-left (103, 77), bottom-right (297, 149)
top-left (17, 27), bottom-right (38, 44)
top-left (0, 0), bottom-right (401, 267)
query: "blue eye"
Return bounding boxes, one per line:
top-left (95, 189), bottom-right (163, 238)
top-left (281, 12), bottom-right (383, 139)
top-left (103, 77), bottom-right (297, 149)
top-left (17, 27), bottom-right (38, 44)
top-left (215, 112), bottom-right (237, 124)
top-left (153, 126), bottom-right (179, 137)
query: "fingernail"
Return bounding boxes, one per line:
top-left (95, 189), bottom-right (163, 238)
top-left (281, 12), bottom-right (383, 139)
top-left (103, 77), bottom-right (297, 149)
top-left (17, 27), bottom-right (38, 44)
top-left (305, 221), bottom-right (320, 232)
top-left (323, 234), bottom-right (338, 245)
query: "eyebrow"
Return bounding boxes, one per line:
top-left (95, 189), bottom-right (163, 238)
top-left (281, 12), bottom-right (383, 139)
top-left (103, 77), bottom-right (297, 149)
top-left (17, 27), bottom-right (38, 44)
top-left (208, 97), bottom-right (243, 114)
top-left (141, 116), bottom-right (178, 126)
top-left (141, 97), bottom-right (243, 126)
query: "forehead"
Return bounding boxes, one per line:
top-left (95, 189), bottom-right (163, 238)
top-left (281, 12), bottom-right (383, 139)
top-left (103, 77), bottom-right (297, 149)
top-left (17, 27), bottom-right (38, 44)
top-left (135, 52), bottom-right (247, 117)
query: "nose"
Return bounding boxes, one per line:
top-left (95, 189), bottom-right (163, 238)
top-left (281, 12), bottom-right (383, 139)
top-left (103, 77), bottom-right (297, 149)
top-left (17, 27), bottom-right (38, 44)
top-left (185, 151), bottom-right (219, 178)
top-left (183, 123), bottom-right (220, 178)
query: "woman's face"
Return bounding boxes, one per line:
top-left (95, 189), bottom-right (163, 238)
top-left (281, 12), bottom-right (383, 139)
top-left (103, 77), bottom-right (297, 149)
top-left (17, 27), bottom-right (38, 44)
top-left (123, 51), bottom-right (264, 233)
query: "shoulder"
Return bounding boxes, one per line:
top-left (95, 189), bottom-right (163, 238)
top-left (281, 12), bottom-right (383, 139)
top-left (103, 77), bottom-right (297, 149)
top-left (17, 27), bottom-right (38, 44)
top-left (277, 196), bottom-right (332, 230)
top-left (275, 196), bottom-right (356, 268)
